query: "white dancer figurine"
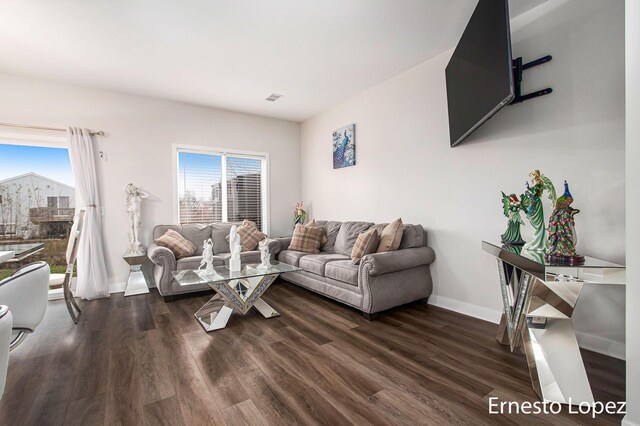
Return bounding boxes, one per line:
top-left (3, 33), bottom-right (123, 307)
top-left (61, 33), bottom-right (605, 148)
top-left (198, 239), bottom-right (215, 275)
top-left (229, 225), bottom-right (241, 272)
top-left (124, 183), bottom-right (149, 255)
top-left (257, 239), bottom-right (271, 269)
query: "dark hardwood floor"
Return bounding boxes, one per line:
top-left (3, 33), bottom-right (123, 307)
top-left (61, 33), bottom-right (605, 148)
top-left (0, 281), bottom-right (625, 425)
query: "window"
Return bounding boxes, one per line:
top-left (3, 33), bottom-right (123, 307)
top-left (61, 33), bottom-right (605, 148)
top-left (176, 147), bottom-right (267, 231)
top-left (0, 142), bottom-right (75, 284)
top-left (59, 196), bottom-right (70, 209)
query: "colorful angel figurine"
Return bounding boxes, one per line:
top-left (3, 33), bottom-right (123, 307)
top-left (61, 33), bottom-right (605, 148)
top-left (520, 170), bottom-right (556, 252)
top-left (500, 192), bottom-right (525, 245)
top-left (546, 181), bottom-right (585, 264)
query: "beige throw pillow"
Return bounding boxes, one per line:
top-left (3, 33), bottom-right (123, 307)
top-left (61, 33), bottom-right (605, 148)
top-left (225, 219), bottom-right (266, 251)
top-left (376, 218), bottom-right (403, 253)
top-left (289, 224), bottom-right (324, 254)
top-left (155, 229), bottom-right (196, 259)
top-left (351, 228), bottom-right (380, 264)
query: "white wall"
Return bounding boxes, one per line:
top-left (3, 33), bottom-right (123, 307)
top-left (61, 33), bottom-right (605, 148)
top-left (301, 0), bottom-right (625, 357)
top-left (624, 0), bottom-right (639, 423)
top-left (0, 74), bottom-right (300, 289)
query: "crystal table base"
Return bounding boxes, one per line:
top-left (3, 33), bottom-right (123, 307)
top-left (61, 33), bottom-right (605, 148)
top-left (495, 258), bottom-right (594, 405)
top-left (194, 276), bottom-right (280, 332)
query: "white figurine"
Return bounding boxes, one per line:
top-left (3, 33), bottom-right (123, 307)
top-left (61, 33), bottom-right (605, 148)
top-left (198, 239), bottom-right (215, 275)
top-left (124, 183), bottom-right (149, 255)
top-left (257, 239), bottom-right (271, 270)
top-left (229, 225), bottom-right (241, 272)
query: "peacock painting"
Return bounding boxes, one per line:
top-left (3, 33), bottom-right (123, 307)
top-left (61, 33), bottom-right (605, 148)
top-left (332, 124), bottom-right (355, 169)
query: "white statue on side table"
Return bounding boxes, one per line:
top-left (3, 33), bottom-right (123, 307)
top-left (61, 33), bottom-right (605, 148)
top-left (124, 183), bottom-right (149, 256)
top-left (229, 225), bottom-right (241, 272)
top-left (198, 239), bottom-right (215, 276)
top-left (257, 239), bottom-right (271, 270)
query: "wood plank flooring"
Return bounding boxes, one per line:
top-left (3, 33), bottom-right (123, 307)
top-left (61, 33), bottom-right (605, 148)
top-left (0, 281), bottom-right (625, 425)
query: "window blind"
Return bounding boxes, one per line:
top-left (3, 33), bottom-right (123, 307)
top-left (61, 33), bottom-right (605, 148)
top-left (177, 152), bottom-right (223, 224)
top-left (177, 150), bottom-right (265, 230)
top-left (226, 156), bottom-right (263, 230)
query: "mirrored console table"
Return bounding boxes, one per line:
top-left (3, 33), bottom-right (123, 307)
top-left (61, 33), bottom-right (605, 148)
top-left (482, 241), bottom-right (625, 405)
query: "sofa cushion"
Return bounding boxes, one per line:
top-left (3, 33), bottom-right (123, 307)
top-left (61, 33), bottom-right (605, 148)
top-left (176, 255), bottom-right (225, 270)
top-left (351, 229), bottom-right (380, 264)
top-left (325, 260), bottom-right (359, 286)
top-left (289, 224), bottom-right (324, 254)
top-left (155, 229), bottom-right (196, 259)
top-left (299, 253), bottom-right (350, 277)
top-left (399, 224), bottom-right (425, 249)
top-left (334, 221), bottom-right (374, 256)
top-left (278, 250), bottom-right (310, 267)
top-left (211, 222), bottom-right (242, 254)
top-left (377, 218), bottom-right (404, 253)
top-left (181, 224), bottom-right (212, 255)
top-left (218, 251), bottom-right (262, 266)
top-left (315, 220), bottom-right (342, 253)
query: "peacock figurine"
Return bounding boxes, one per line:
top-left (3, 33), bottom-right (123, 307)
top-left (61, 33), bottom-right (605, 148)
top-left (546, 180), bottom-right (584, 264)
top-left (554, 180), bottom-right (573, 209)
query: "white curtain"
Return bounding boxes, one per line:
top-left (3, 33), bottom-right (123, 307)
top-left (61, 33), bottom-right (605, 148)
top-left (67, 128), bottom-right (110, 299)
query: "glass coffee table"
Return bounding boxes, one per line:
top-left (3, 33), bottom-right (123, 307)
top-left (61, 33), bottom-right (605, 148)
top-left (0, 242), bottom-right (45, 263)
top-left (173, 261), bottom-right (301, 331)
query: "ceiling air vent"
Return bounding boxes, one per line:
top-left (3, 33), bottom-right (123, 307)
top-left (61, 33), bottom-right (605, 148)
top-left (265, 93), bottom-right (283, 102)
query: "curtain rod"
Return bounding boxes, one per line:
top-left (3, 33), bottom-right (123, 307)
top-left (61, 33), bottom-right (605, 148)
top-left (0, 121), bottom-right (105, 136)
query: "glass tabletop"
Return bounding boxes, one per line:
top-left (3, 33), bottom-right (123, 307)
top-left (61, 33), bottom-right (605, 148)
top-left (173, 261), bottom-right (302, 286)
top-left (0, 242), bottom-right (45, 256)
top-left (174, 261), bottom-right (301, 310)
top-left (482, 241), bottom-right (625, 269)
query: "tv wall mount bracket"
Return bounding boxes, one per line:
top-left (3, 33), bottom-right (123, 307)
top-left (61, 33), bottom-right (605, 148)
top-left (510, 55), bottom-right (553, 104)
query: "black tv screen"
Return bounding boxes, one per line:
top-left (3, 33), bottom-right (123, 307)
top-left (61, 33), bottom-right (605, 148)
top-left (446, 0), bottom-right (514, 147)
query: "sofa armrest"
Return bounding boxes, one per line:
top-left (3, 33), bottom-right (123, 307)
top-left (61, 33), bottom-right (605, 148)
top-left (360, 246), bottom-right (435, 276)
top-left (148, 243), bottom-right (176, 295)
top-left (264, 238), bottom-right (282, 257)
top-left (148, 243), bottom-right (176, 267)
top-left (274, 237), bottom-right (292, 251)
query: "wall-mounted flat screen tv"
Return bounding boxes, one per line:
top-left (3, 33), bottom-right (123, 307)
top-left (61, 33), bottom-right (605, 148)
top-left (446, 0), bottom-right (514, 147)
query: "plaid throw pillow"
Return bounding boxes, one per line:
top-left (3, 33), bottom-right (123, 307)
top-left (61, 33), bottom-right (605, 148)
top-left (289, 224), bottom-right (324, 254)
top-left (305, 219), bottom-right (328, 245)
top-left (225, 219), bottom-right (266, 251)
top-left (351, 228), bottom-right (380, 264)
top-left (155, 229), bottom-right (196, 259)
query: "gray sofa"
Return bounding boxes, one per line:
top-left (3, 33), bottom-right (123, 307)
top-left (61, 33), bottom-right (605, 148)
top-left (276, 220), bottom-right (436, 319)
top-left (148, 223), bottom-right (280, 300)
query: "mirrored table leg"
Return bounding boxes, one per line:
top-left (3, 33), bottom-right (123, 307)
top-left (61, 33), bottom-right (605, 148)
top-left (194, 294), bottom-right (234, 331)
top-left (252, 298), bottom-right (279, 318)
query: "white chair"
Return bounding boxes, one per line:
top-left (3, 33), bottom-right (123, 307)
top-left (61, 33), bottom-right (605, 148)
top-left (0, 262), bottom-right (50, 349)
top-left (49, 210), bottom-right (84, 323)
top-left (0, 305), bottom-right (12, 399)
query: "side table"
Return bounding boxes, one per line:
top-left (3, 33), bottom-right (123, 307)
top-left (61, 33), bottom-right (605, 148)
top-left (123, 254), bottom-right (150, 297)
top-left (482, 241), bottom-right (625, 405)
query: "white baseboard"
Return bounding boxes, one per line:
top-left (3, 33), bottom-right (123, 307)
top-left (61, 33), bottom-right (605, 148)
top-left (428, 295), bottom-right (502, 324)
top-left (109, 281), bottom-right (126, 293)
top-left (427, 294), bottom-right (625, 360)
top-left (575, 331), bottom-right (626, 360)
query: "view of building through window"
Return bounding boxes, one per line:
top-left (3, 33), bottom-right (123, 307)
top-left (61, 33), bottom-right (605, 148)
top-left (177, 150), bottom-right (265, 230)
top-left (0, 143), bottom-right (75, 281)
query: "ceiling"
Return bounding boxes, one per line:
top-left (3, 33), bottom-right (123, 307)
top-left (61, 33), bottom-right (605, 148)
top-left (0, 0), bottom-right (545, 122)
